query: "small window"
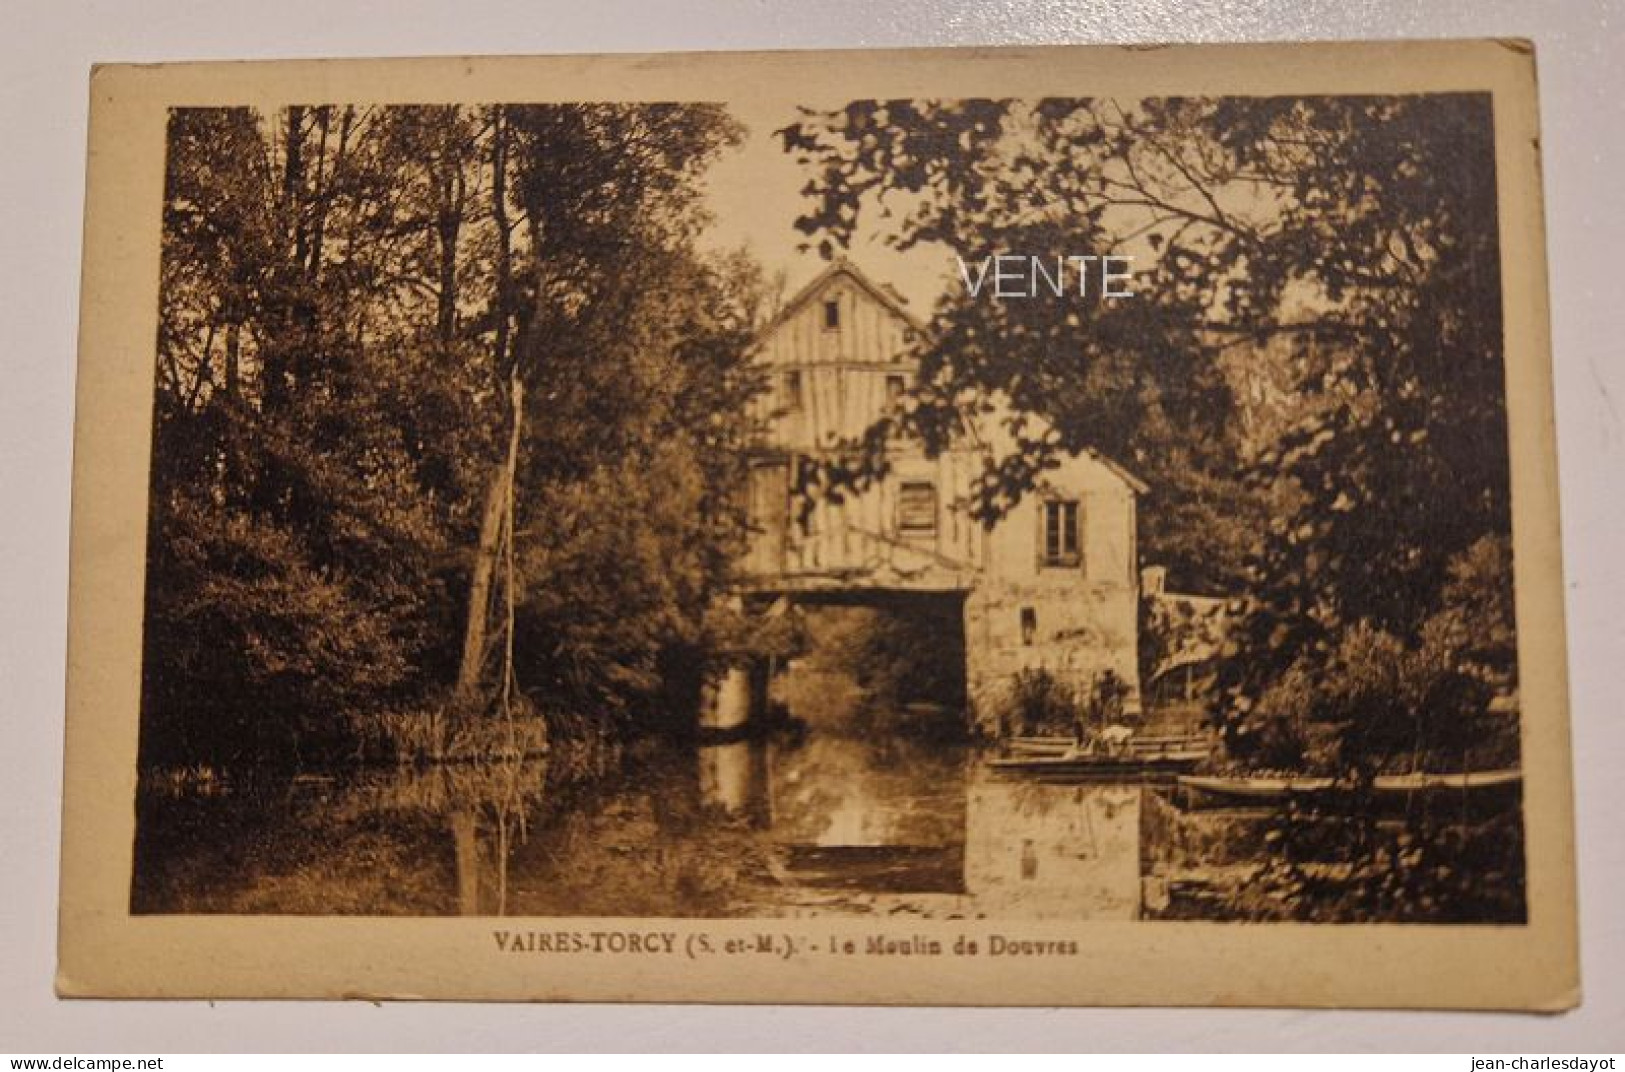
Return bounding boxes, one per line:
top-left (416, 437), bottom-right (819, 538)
top-left (783, 370), bottom-right (803, 412)
top-left (885, 373), bottom-right (906, 401)
top-left (1041, 500), bottom-right (1081, 568)
top-left (897, 481), bottom-right (937, 536)
top-left (822, 298), bottom-right (840, 330)
top-left (1020, 607), bottom-right (1037, 646)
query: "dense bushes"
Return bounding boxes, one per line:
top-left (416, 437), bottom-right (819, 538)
top-left (139, 104), bottom-right (762, 771)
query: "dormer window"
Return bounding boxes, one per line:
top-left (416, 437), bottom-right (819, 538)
top-left (822, 298), bottom-right (840, 330)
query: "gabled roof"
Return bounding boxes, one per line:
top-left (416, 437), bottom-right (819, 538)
top-left (1084, 449), bottom-right (1150, 495)
top-left (755, 259), bottom-right (1148, 496)
top-left (1030, 447), bottom-right (1148, 497)
top-left (757, 256), bottom-right (927, 340)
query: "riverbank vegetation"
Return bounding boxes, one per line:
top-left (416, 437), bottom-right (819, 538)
top-left (784, 94), bottom-right (1520, 777)
top-left (142, 103), bottom-right (768, 773)
top-left (785, 94), bottom-right (1525, 918)
top-left (141, 93), bottom-right (1527, 922)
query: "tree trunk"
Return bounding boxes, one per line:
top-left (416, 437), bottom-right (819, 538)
top-left (456, 465), bottom-right (507, 699)
top-left (490, 106), bottom-right (513, 378)
top-left (454, 111), bottom-right (524, 703)
top-left (455, 374), bottom-right (525, 700)
top-left (434, 119), bottom-right (461, 348)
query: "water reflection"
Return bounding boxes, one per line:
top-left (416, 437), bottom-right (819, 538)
top-left (683, 734), bottom-right (1143, 917)
top-left (963, 778), bottom-right (1142, 919)
top-left (134, 725), bottom-right (1151, 920)
top-left (768, 735), bottom-right (966, 849)
top-left (696, 740), bottom-right (771, 827)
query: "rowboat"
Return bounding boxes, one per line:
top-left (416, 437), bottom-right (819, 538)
top-left (1177, 769), bottom-right (1523, 805)
top-left (1005, 732), bottom-right (1210, 756)
top-left (1371, 770), bottom-right (1523, 793)
top-left (989, 735), bottom-right (1210, 777)
top-left (1177, 774), bottom-right (1332, 800)
top-left (989, 750), bottom-right (1209, 775)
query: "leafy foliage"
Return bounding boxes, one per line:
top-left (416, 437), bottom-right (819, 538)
top-left (142, 103), bottom-right (762, 768)
top-left (1000, 667), bottom-right (1083, 737)
top-left (782, 93), bottom-right (1518, 771)
top-left (1221, 803), bottom-right (1526, 924)
top-left (784, 94), bottom-right (1523, 919)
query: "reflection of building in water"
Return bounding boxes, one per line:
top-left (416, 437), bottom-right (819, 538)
top-left (693, 732), bottom-right (1147, 917)
top-left (700, 734), bottom-right (971, 896)
top-left (768, 736), bottom-right (966, 850)
top-left (697, 740), bottom-right (772, 827)
top-left (963, 772), bottom-right (1143, 920)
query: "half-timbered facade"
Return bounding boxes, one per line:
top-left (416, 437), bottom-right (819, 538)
top-left (739, 260), bottom-right (1144, 730)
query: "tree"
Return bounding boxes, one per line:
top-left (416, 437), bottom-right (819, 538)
top-left (782, 94), bottom-right (1516, 772)
top-left (144, 106), bottom-right (459, 766)
top-left (453, 103), bottom-right (757, 731)
top-left (141, 101), bottom-right (765, 768)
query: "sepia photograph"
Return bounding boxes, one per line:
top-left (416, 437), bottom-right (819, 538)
top-left (55, 42), bottom-right (1577, 1006)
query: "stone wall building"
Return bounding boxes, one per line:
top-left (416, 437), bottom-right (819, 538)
top-left (739, 259), bottom-right (1144, 733)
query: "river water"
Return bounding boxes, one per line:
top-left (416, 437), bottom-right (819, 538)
top-left (132, 720), bottom-right (1151, 920)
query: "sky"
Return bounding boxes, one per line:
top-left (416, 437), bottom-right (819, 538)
top-left (694, 96), bottom-right (1182, 317)
top-left (696, 95), bottom-right (955, 316)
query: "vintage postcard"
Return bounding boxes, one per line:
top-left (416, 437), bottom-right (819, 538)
top-left (58, 40), bottom-right (1578, 1007)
